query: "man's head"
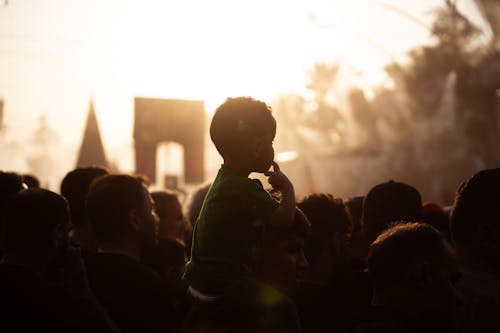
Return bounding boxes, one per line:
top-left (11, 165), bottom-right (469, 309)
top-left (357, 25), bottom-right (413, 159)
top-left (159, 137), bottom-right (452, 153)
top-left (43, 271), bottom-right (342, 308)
top-left (86, 175), bottom-right (159, 255)
top-left (2, 188), bottom-right (70, 261)
top-left (253, 208), bottom-right (310, 296)
top-left (363, 180), bottom-right (422, 244)
top-left (60, 166), bottom-right (110, 227)
top-left (0, 171), bottom-right (24, 207)
top-left (0, 171), bottom-right (25, 255)
top-left (210, 97), bottom-right (276, 172)
top-left (151, 190), bottom-right (185, 243)
top-left (22, 174), bottom-right (40, 188)
top-left (368, 222), bottom-right (461, 331)
top-left (450, 167), bottom-right (500, 269)
top-left (297, 193), bottom-right (352, 277)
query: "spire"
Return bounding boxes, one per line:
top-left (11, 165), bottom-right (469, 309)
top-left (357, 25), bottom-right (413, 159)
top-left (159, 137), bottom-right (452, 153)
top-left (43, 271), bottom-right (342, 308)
top-left (76, 100), bottom-right (108, 168)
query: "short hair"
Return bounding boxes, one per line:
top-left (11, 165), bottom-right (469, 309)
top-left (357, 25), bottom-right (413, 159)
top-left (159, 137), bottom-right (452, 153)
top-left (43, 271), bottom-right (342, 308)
top-left (298, 193), bottom-right (351, 262)
top-left (345, 196), bottom-right (364, 231)
top-left (210, 97), bottom-right (276, 159)
top-left (363, 180), bottom-right (422, 243)
top-left (60, 166), bottom-right (110, 226)
top-left (422, 202), bottom-right (450, 239)
top-left (86, 174), bottom-right (146, 242)
top-left (21, 174), bottom-right (40, 188)
top-left (2, 188), bottom-right (69, 251)
top-left (151, 190), bottom-right (181, 220)
top-left (368, 222), bottom-right (447, 290)
top-left (450, 167), bottom-right (500, 247)
top-left (0, 171), bottom-right (24, 207)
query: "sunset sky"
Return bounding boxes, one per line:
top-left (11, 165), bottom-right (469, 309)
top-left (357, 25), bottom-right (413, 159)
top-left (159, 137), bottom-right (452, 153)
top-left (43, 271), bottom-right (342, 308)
top-left (0, 0), bottom-right (488, 186)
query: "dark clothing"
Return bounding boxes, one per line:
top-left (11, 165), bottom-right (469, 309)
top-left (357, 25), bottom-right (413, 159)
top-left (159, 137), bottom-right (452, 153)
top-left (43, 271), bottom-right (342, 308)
top-left (184, 165), bottom-right (279, 295)
top-left (0, 263), bottom-right (118, 333)
top-left (294, 281), bottom-right (368, 333)
top-left (85, 253), bottom-right (172, 333)
top-left (457, 268), bottom-right (500, 333)
top-left (349, 306), bottom-right (423, 333)
top-left (183, 278), bottom-right (301, 333)
top-left (330, 262), bottom-right (372, 308)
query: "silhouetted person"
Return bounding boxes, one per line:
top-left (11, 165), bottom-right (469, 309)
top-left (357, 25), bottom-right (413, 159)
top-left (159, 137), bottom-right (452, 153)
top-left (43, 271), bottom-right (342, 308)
top-left (295, 193), bottom-right (367, 333)
top-left (184, 182), bottom-right (211, 258)
top-left (422, 202), bottom-right (450, 241)
top-left (351, 222), bottom-right (461, 333)
top-left (0, 188), bottom-right (119, 332)
top-left (151, 190), bottom-right (186, 244)
top-left (183, 208), bottom-right (309, 333)
top-left (85, 175), bottom-right (173, 333)
top-left (60, 166), bottom-right (110, 256)
top-left (0, 171), bottom-right (25, 258)
top-left (363, 180), bottom-right (423, 245)
top-left (22, 173), bottom-right (40, 188)
top-left (345, 196), bottom-right (369, 261)
top-left (183, 97), bottom-right (296, 297)
top-left (450, 167), bottom-right (500, 333)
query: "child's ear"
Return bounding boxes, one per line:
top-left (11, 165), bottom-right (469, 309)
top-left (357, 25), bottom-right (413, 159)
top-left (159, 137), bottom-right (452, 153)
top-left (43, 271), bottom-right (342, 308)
top-left (253, 136), bottom-right (264, 158)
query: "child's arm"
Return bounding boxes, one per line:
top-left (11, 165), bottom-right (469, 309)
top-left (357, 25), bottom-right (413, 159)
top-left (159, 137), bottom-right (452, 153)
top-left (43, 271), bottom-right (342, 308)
top-left (264, 161), bottom-right (296, 227)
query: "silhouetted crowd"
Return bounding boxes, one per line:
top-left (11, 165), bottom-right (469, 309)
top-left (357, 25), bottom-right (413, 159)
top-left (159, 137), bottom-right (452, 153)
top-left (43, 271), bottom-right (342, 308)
top-left (0, 97), bottom-right (499, 333)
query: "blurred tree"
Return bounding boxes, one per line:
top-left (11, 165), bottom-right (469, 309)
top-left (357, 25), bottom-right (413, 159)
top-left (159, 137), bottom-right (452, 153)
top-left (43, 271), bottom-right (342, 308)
top-left (278, 0), bottom-right (500, 204)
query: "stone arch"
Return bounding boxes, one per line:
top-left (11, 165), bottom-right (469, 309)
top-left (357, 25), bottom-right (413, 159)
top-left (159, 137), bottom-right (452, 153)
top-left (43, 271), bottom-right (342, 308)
top-left (134, 97), bottom-right (205, 184)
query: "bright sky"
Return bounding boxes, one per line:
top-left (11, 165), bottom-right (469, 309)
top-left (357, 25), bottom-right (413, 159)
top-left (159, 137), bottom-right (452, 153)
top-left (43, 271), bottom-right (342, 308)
top-left (0, 0), bottom-right (487, 181)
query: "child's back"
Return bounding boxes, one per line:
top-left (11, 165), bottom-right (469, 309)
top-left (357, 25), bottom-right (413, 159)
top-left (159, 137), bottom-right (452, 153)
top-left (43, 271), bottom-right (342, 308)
top-left (183, 97), bottom-right (296, 295)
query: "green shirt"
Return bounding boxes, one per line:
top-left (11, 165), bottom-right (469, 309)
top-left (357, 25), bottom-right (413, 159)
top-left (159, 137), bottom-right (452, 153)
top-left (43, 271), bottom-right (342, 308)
top-left (183, 165), bottom-right (279, 294)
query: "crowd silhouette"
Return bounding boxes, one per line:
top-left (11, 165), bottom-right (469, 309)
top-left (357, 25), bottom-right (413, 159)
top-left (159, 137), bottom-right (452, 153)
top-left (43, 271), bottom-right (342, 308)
top-left (0, 96), bottom-right (499, 333)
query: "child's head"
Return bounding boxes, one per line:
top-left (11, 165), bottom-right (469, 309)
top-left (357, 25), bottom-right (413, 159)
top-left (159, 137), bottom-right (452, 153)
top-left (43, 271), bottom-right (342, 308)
top-left (210, 97), bottom-right (277, 172)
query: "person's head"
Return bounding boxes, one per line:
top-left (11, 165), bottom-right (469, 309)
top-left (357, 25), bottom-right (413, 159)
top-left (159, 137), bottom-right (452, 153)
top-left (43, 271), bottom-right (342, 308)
top-left (368, 222), bottom-right (461, 331)
top-left (151, 190), bottom-right (185, 243)
top-left (363, 180), bottom-right (423, 244)
top-left (210, 97), bottom-right (276, 172)
top-left (450, 167), bottom-right (500, 270)
top-left (2, 188), bottom-right (70, 263)
top-left (422, 202), bottom-right (450, 241)
top-left (86, 174), bottom-right (159, 256)
top-left (60, 166), bottom-right (110, 227)
top-left (22, 174), bottom-right (40, 188)
top-left (0, 171), bottom-right (25, 254)
top-left (345, 195), bottom-right (369, 260)
top-left (253, 208), bottom-right (310, 296)
top-left (0, 171), bottom-right (24, 207)
top-left (297, 193), bottom-right (351, 277)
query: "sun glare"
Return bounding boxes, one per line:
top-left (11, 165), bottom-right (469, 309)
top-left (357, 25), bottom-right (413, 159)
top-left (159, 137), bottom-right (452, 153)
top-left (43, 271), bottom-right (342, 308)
top-left (0, 0), bottom-right (445, 178)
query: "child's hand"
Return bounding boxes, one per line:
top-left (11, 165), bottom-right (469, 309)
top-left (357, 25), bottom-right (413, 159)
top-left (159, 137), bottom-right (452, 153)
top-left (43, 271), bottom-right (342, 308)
top-left (264, 161), bottom-right (293, 195)
top-left (266, 161), bottom-right (296, 226)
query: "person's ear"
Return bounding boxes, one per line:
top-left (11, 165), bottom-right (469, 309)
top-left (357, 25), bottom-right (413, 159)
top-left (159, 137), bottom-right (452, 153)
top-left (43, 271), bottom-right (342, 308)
top-left (253, 136), bottom-right (264, 158)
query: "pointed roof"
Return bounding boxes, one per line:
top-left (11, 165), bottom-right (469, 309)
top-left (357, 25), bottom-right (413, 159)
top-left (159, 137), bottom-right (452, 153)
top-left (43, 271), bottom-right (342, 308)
top-left (76, 100), bottom-right (108, 168)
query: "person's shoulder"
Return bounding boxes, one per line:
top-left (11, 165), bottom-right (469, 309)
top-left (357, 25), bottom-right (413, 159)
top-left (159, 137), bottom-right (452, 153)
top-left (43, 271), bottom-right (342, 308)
top-left (229, 279), bottom-right (296, 312)
top-left (86, 253), bottom-right (161, 283)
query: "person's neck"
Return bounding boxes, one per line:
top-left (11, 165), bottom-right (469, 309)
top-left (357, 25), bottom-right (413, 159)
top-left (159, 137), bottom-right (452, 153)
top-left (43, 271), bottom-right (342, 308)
top-left (98, 238), bottom-right (142, 262)
top-left (1, 251), bottom-right (47, 276)
top-left (223, 160), bottom-right (252, 177)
